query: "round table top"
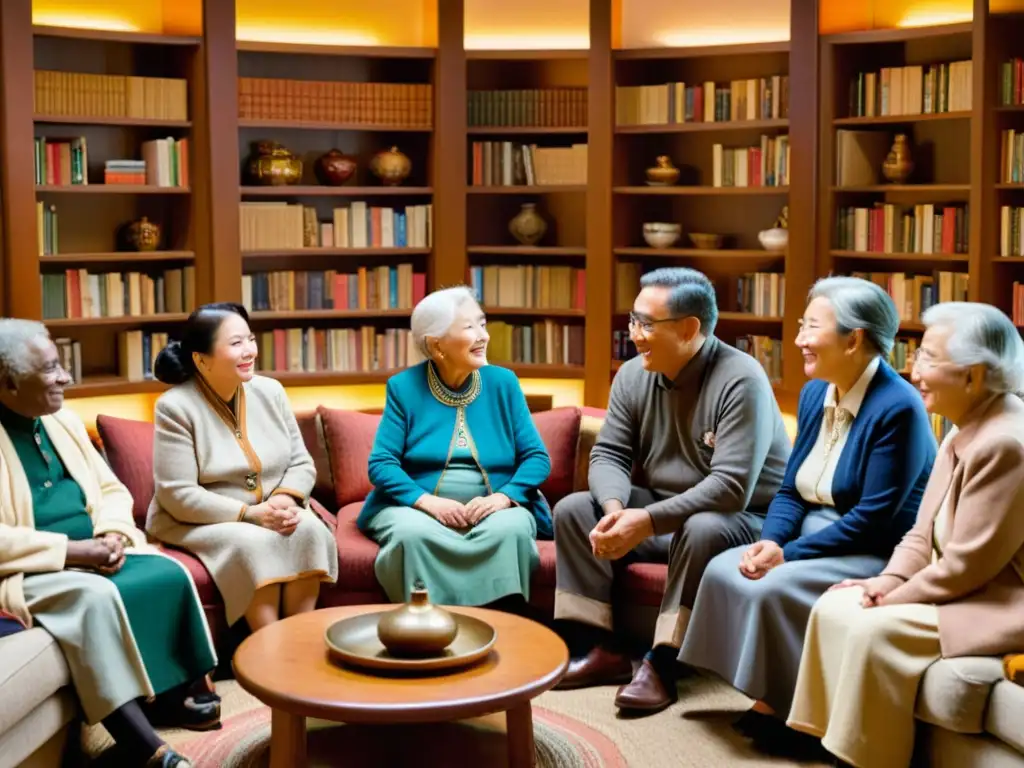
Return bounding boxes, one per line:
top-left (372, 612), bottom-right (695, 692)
top-left (232, 605), bottom-right (569, 724)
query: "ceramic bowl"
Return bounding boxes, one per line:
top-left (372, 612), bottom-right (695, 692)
top-left (642, 223), bottom-right (681, 249)
top-left (688, 232), bottom-right (723, 250)
top-left (758, 227), bottom-right (789, 252)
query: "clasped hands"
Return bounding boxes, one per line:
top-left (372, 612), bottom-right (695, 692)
top-left (65, 532), bottom-right (128, 575)
top-left (738, 540), bottom-right (785, 580)
top-left (828, 574), bottom-right (904, 608)
top-left (590, 507), bottom-right (654, 560)
top-left (416, 492), bottom-right (510, 528)
top-left (245, 494), bottom-right (304, 535)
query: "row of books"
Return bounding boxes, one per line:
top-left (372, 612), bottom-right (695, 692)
top-left (836, 204), bottom-right (970, 255)
top-left (34, 136), bottom-right (189, 187)
top-left (467, 89), bottom-right (587, 128)
top-left (37, 202), bottom-right (57, 256)
top-left (486, 321), bottom-right (584, 367)
top-left (1000, 129), bottom-right (1024, 185)
top-left (34, 71), bottom-right (188, 121)
top-left (467, 266), bottom-right (586, 311)
top-left (613, 332), bottom-right (782, 383)
top-left (239, 202), bottom-right (433, 251)
top-left (615, 76), bottom-right (790, 127)
top-left (41, 267), bottom-right (196, 320)
top-left (847, 61), bottom-right (973, 118)
top-left (238, 78), bottom-right (432, 128)
top-left (470, 143), bottom-right (587, 187)
top-left (849, 271), bottom-right (969, 323)
top-left (713, 136), bottom-right (789, 188)
top-left (241, 266), bottom-right (426, 313)
top-left (737, 273), bottom-right (786, 318)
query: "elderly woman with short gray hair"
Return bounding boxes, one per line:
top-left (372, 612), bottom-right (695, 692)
top-left (788, 302), bottom-right (1024, 768)
top-left (678, 276), bottom-right (937, 736)
top-left (360, 286), bottom-right (551, 608)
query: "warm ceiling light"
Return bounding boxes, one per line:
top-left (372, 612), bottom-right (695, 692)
top-left (896, 9), bottom-right (972, 27)
top-left (654, 27), bottom-right (790, 47)
top-left (32, 13), bottom-right (142, 32)
top-left (463, 32), bottom-right (590, 50)
top-left (235, 26), bottom-right (380, 46)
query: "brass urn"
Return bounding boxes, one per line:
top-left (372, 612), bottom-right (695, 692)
top-left (882, 134), bottom-right (913, 184)
top-left (246, 141), bottom-right (302, 186)
top-left (645, 155), bottom-right (680, 186)
top-left (376, 580), bottom-right (458, 657)
top-left (121, 216), bottom-right (161, 251)
top-left (509, 203), bottom-right (547, 246)
top-left (369, 146), bottom-right (412, 186)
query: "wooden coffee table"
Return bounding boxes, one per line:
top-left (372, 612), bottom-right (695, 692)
top-left (232, 605), bottom-right (569, 768)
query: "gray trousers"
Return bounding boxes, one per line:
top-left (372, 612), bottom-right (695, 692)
top-left (553, 487), bottom-right (764, 649)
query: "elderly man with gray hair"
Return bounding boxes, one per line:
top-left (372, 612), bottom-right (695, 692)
top-left (679, 276), bottom-right (936, 742)
top-left (552, 267), bottom-right (792, 715)
top-left (0, 319), bottom-right (217, 768)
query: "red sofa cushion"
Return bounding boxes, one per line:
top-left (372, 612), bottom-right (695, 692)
top-left (531, 407), bottom-right (581, 505)
top-left (316, 408), bottom-right (382, 509)
top-left (95, 415), bottom-right (155, 528)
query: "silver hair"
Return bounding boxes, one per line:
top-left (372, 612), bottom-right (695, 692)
top-left (0, 319), bottom-right (50, 386)
top-left (921, 302), bottom-right (1024, 394)
top-left (410, 286), bottom-right (480, 359)
top-left (808, 276), bottom-right (900, 358)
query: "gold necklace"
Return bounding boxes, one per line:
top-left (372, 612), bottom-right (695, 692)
top-left (427, 362), bottom-right (481, 408)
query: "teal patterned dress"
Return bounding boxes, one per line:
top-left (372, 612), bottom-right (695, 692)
top-left (368, 400), bottom-right (540, 605)
top-left (1, 404), bottom-right (216, 710)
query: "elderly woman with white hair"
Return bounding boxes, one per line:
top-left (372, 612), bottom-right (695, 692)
top-left (678, 276), bottom-right (936, 737)
top-left (360, 286), bottom-right (552, 607)
top-left (787, 301), bottom-right (1024, 768)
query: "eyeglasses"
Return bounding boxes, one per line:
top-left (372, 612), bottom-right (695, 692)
top-left (628, 312), bottom-right (683, 336)
top-left (911, 349), bottom-right (946, 370)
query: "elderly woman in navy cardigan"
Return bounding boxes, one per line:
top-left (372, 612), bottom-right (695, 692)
top-left (360, 286), bottom-right (552, 608)
top-left (678, 276), bottom-right (937, 735)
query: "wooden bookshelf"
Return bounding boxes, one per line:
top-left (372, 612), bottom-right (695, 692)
top-left (0, 0), bottom-right (1015, 407)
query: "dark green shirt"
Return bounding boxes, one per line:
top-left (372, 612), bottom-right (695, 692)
top-left (0, 404), bottom-right (92, 540)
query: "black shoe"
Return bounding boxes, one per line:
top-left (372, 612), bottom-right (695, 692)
top-left (145, 695), bottom-right (221, 732)
top-left (146, 747), bottom-right (192, 767)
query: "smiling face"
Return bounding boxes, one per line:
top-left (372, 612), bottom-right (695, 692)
top-left (1, 335), bottom-right (72, 417)
top-left (795, 296), bottom-right (862, 383)
top-left (630, 285), bottom-right (700, 378)
top-left (193, 312), bottom-right (258, 390)
top-left (911, 323), bottom-right (977, 422)
top-left (433, 298), bottom-right (489, 372)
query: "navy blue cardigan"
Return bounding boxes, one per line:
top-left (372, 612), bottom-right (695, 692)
top-left (760, 362), bottom-right (937, 561)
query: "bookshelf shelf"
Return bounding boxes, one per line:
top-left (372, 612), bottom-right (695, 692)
top-left (35, 185), bottom-right (191, 194)
top-left (613, 41), bottom-right (790, 60)
top-left (241, 247), bottom-right (431, 258)
top-left (615, 119), bottom-right (789, 134)
top-left (34, 115), bottom-right (193, 128)
top-left (235, 41), bottom-right (436, 58)
top-left (614, 186), bottom-right (790, 196)
top-left (239, 186), bottom-right (433, 197)
top-left (465, 50), bottom-right (588, 61)
top-left (41, 251), bottom-right (196, 264)
top-left (46, 314), bottom-right (190, 328)
top-left (995, 256), bottom-right (1024, 263)
top-left (468, 246), bottom-right (586, 256)
top-left (248, 309), bottom-right (413, 321)
top-left (830, 251), bottom-right (968, 262)
top-left (833, 112), bottom-right (971, 126)
top-left (614, 247), bottom-right (783, 259)
top-left (467, 185), bottom-right (588, 194)
top-left (66, 377), bottom-right (169, 398)
top-left (831, 185), bottom-right (971, 193)
top-left (468, 127), bottom-right (587, 135)
top-left (484, 307), bottom-right (587, 318)
top-left (31, 25), bottom-right (201, 46)
top-left (237, 119), bottom-right (432, 132)
top-left (712, 312), bottom-right (784, 323)
top-left (821, 22), bottom-right (972, 45)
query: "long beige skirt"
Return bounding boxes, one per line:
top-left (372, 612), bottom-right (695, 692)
top-left (152, 508), bottom-right (339, 625)
top-left (787, 586), bottom-right (941, 768)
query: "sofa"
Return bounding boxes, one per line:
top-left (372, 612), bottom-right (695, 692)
top-left (2, 404), bottom-right (1021, 767)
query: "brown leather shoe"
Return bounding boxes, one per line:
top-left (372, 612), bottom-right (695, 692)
top-left (613, 658), bottom-right (677, 713)
top-left (555, 646), bottom-right (633, 690)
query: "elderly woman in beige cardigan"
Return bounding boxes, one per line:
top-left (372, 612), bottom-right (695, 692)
top-left (788, 302), bottom-right (1024, 768)
top-left (146, 303), bottom-right (338, 631)
top-left (0, 319), bottom-right (216, 768)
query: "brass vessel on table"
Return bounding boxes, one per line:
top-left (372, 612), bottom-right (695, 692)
top-left (376, 580), bottom-right (457, 657)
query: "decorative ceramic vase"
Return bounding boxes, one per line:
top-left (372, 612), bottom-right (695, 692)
top-left (642, 222), bottom-right (681, 248)
top-left (758, 228), bottom-right (789, 252)
top-left (882, 134), bottom-right (913, 183)
top-left (246, 141), bottom-right (302, 186)
top-left (314, 149), bottom-right (357, 186)
top-left (509, 203), bottom-right (547, 245)
top-left (369, 146), bottom-right (412, 186)
top-left (376, 580), bottom-right (458, 657)
top-left (645, 155), bottom-right (680, 186)
top-left (121, 216), bottom-right (161, 251)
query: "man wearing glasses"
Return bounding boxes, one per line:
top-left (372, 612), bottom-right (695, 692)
top-left (552, 267), bottom-right (792, 715)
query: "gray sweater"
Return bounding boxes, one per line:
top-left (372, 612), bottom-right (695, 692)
top-left (590, 336), bottom-right (792, 536)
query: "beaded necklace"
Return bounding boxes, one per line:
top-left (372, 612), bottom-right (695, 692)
top-left (426, 361), bottom-right (481, 408)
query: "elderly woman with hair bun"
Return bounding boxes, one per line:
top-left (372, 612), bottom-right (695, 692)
top-left (679, 276), bottom-right (936, 734)
top-left (787, 301), bottom-right (1024, 768)
top-left (361, 286), bottom-right (552, 609)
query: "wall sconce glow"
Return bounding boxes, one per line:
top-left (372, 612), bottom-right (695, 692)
top-left (32, 13), bottom-right (142, 32)
top-left (896, 10), bottom-right (972, 27)
top-left (655, 26), bottom-right (790, 47)
top-left (235, 26), bottom-right (380, 46)
top-left (464, 33), bottom-right (590, 50)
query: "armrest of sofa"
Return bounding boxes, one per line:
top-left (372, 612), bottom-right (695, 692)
top-left (310, 498), bottom-right (338, 533)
